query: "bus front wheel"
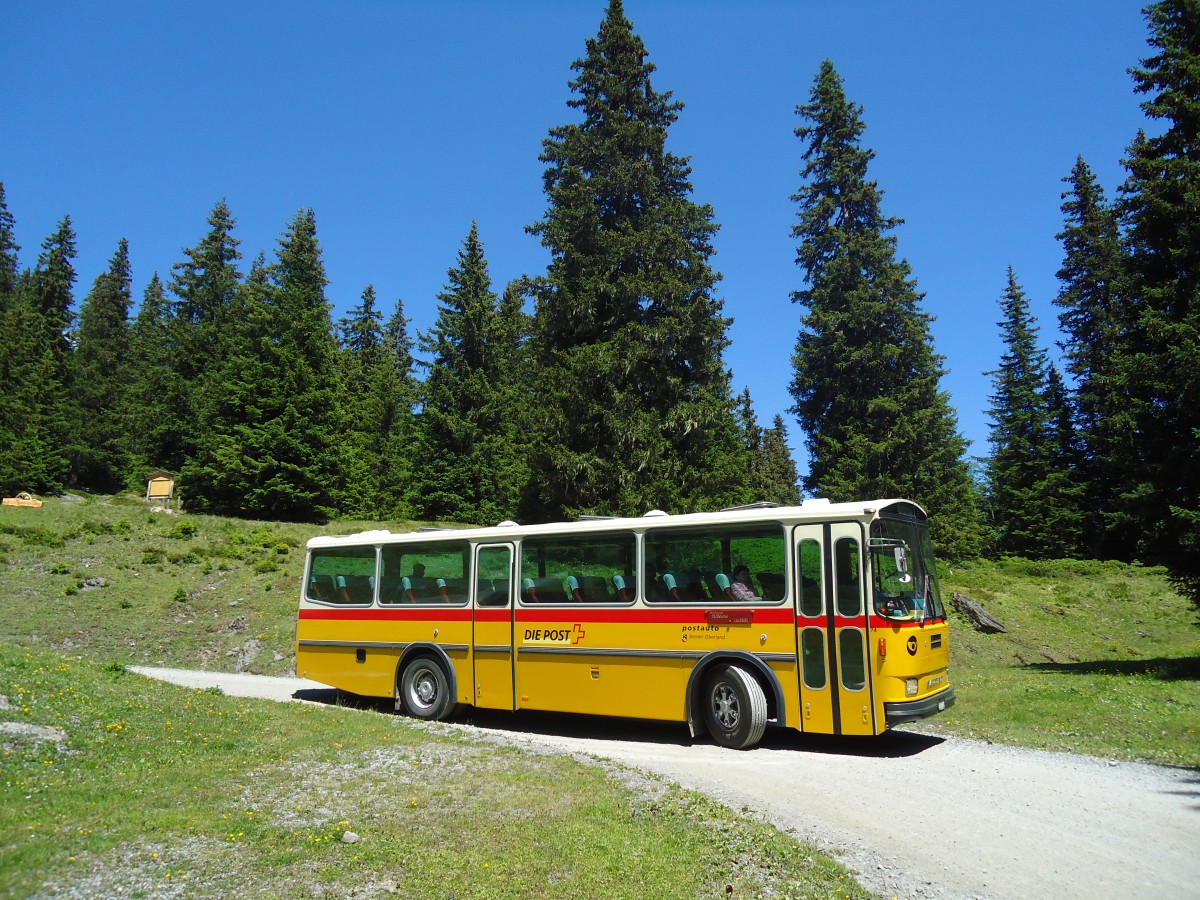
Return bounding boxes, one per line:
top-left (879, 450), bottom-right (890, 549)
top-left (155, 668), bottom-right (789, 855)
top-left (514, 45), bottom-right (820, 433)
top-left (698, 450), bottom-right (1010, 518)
top-left (702, 665), bottom-right (767, 749)
top-left (398, 656), bottom-right (454, 721)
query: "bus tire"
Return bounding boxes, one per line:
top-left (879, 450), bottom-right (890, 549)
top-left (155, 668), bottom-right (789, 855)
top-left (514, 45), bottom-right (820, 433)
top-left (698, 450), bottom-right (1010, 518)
top-left (702, 665), bottom-right (767, 749)
top-left (398, 656), bottom-right (454, 721)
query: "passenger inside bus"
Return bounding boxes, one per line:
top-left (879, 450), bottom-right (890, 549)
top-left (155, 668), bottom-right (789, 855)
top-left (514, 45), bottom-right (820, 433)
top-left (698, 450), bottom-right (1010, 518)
top-left (729, 566), bottom-right (757, 600)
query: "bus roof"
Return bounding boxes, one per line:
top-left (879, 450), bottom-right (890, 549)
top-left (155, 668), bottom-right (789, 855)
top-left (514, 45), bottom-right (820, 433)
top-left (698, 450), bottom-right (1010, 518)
top-left (305, 498), bottom-right (927, 550)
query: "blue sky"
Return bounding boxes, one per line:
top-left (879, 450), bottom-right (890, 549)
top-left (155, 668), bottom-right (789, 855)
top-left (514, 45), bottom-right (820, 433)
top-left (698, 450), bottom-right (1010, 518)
top-left (5, 1), bottom-right (1150, 472)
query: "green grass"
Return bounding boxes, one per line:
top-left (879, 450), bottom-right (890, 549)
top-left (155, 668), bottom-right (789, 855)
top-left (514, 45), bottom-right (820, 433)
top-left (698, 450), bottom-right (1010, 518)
top-left (0, 494), bottom-right (385, 676)
top-left (0, 643), bottom-right (869, 898)
top-left (938, 557), bottom-right (1200, 767)
top-left (2, 494), bottom-right (1198, 895)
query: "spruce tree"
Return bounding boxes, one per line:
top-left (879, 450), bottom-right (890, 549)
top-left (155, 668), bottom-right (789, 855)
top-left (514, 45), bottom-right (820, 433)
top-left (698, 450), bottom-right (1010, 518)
top-left (2, 217), bottom-right (80, 493)
top-left (0, 277), bottom-right (65, 495)
top-left (372, 296), bottom-right (420, 519)
top-left (125, 274), bottom-right (179, 481)
top-left (0, 185), bottom-right (22, 491)
top-left (338, 286), bottom-right (418, 519)
top-left (736, 388), bottom-right (800, 505)
top-left (984, 269), bottom-right (1061, 558)
top-left (789, 60), bottom-right (980, 559)
top-left (185, 211), bottom-right (343, 522)
top-left (526, 0), bottom-right (744, 520)
top-left (1054, 156), bottom-right (1136, 558)
top-left (0, 183), bottom-right (18, 310)
top-left (417, 223), bottom-right (527, 524)
top-left (71, 238), bottom-right (134, 491)
top-left (761, 415), bottom-right (803, 506)
top-left (167, 200), bottom-right (242, 473)
top-left (1119, 0), bottom-right (1200, 600)
top-left (1040, 364), bottom-right (1087, 558)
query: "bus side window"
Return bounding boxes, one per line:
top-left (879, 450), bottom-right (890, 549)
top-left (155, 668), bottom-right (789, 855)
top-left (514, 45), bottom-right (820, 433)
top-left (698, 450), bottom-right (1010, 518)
top-left (307, 548), bottom-right (375, 605)
top-left (379, 542), bottom-right (469, 605)
top-left (520, 533), bottom-right (636, 605)
top-left (645, 524), bottom-right (786, 605)
top-left (475, 545), bottom-right (512, 607)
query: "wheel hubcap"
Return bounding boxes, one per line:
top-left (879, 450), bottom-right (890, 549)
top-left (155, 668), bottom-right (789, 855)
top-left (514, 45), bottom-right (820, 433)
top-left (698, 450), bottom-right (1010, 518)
top-left (713, 684), bottom-right (739, 729)
top-left (414, 672), bottom-right (436, 705)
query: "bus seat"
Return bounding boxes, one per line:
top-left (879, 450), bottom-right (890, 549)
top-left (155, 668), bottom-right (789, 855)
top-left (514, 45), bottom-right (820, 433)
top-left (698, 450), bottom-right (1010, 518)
top-left (401, 576), bottom-right (417, 603)
top-left (523, 576), bottom-right (567, 603)
top-left (478, 578), bottom-right (509, 607)
top-left (309, 573), bottom-right (334, 601)
top-left (440, 577), bottom-right (467, 604)
top-left (757, 572), bottom-right (785, 601)
top-left (613, 574), bottom-right (632, 601)
top-left (581, 575), bottom-right (609, 601)
top-left (336, 574), bottom-right (371, 603)
top-left (680, 571), bottom-right (708, 600)
top-left (533, 577), bottom-right (568, 603)
top-left (662, 572), bottom-right (682, 601)
top-left (714, 573), bottom-right (733, 602)
top-left (567, 575), bottom-right (585, 602)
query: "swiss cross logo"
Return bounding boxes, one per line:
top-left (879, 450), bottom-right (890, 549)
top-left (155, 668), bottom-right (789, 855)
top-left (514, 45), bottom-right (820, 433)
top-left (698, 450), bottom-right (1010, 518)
top-left (571, 623), bottom-right (586, 644)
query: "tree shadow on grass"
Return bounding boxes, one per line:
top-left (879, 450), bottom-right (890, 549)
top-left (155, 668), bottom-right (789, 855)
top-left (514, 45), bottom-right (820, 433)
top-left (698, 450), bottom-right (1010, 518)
top-left (1022, 656), bottom-right (1200, 680)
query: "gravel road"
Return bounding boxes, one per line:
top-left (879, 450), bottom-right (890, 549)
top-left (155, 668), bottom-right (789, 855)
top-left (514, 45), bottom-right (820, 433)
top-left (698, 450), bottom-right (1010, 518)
top-left (131, 667), bottom-right (1200, 900)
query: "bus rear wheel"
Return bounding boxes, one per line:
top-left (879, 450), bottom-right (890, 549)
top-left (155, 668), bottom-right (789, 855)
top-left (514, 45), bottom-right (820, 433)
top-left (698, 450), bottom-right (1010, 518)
top-left (702, 665), bottom-right (767, 749)
top-left (398, 656), bottom-right (454, 721)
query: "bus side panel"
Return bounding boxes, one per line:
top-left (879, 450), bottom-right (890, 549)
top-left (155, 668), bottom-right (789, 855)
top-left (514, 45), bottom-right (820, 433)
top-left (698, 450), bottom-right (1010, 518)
top-left (513, 610), bottom-right (798, 725)
top-left (515, 615), bottom-right (686, 720)
top-left (517, 652), bottom-right (686, 720)
top-left (296, 611), bottom-right (472, 701)
top-left (680, 611), bottom-right (800, 729)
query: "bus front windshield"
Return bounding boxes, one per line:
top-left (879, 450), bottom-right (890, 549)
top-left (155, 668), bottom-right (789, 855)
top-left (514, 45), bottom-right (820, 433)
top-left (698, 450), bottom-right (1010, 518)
top-left (869, 517), bottom-right (945, 621)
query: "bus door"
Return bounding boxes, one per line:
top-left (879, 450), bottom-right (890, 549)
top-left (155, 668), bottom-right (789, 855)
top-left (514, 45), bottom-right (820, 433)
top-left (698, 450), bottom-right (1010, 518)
top-left (793, 523), bottom-right (876, 735)
top-left (471, 543), bottom-right (515, 710)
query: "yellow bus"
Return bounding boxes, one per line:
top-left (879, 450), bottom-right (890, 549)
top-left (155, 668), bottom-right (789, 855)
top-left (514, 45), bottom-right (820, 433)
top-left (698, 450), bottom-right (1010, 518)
top-left (296, 499), bottom-right (954, 749)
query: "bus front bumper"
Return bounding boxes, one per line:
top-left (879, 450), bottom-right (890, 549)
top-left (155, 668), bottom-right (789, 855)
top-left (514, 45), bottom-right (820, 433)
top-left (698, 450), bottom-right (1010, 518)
top-left (885, 686), bottom-right (956, 726)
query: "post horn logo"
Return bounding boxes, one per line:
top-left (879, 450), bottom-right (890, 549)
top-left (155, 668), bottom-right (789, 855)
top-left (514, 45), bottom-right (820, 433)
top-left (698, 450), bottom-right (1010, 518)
top-left (906, 635), bottom-right (918, 656)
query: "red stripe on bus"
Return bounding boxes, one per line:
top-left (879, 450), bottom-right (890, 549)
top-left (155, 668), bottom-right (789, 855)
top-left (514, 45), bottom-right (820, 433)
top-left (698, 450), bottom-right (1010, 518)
top-left (299, 606), bottom-right (796, 625)
top-left (299, 608), bottom-right (473, 622)
top-left (514, 607), bottom-right (796, 625)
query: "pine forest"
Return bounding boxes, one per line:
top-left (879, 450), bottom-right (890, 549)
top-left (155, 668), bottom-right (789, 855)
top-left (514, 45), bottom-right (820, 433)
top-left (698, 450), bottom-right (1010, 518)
top-left (2, 1), bottom-right (1198, 605)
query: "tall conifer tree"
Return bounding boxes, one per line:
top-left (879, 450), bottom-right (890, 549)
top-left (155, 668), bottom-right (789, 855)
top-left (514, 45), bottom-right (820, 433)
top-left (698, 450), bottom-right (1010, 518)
top-left (167, 200), bottom-right (242, 473)
top-left (184, 211), bottom-right (342, 521)
top-left (1054, 156), bottom-right (1134, 558)
top-left (71, 238), bottom-right (134, 491)
top-left (8, 217), bottom-right (79, 492)
top-left (789, 60), bottom-right (980, 559)
top-left (0, 185), bottom-right (23, 491)
top-left (418, 224), bottom-right (526, 523)
top-left (371, 296), bottom-right (419, 519)
top-left (0, 183), bottom-right (18, 310)
top-left (0, 277), bottom-right (64, 495)
top-left (1119, 0), bottom-right (1200, 600)
top-left (761, 415), bottom-right (803, 506)
top-left (984, 271), bottom-right (1080, 561)
top-left (339, 286), bottom-right (418, 519)
top-left (736, 388), bottom-right (800, 505)
top-left (125, 274), bottom-right (176, 481)
top-left (527, 0), bottom-right (744, 519)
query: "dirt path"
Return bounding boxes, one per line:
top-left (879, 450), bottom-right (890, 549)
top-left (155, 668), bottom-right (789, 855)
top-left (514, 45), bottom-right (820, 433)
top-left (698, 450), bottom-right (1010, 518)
top-left (132, 667), bottom-right (1200, 899)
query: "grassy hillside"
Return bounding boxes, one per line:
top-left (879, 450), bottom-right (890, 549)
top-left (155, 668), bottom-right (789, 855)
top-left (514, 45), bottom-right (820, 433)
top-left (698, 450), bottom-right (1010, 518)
top-left (1, 644), bottom-right (865, 898)
top-left (2, 494), bottom-right (1196, 767)
top-left (0, 493), bottom-right (358, 676)
top-left (940, 557), bottom-right (1199, 767)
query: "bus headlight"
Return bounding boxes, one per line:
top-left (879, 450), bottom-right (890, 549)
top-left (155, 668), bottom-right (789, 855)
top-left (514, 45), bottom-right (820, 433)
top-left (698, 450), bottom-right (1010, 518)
top-left (906, 678), bottom-right (919, 696)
